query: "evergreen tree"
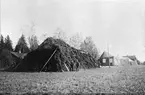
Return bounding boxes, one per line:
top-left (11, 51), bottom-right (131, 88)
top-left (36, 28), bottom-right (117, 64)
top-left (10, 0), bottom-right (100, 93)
top-left (4, 35), bottom-right (13, 51)
top-left (15, 34), bottom-right (30, 53)
top-left (0, 35), bottom-right (5, 51)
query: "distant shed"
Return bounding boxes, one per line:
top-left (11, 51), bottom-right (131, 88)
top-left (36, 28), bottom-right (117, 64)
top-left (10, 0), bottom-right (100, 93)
top-left (99, 51), bottom-right (114, 66)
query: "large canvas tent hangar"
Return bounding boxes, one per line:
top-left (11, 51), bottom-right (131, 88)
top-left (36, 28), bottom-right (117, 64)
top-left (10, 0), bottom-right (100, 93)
top-left (14, 37), bottom-right (100, 72)
top-left (123, 55), bottom-right (140, 65)
top-left (113, 56), bottom-right (138, 66)
top-left (113, 56), bottom-right (131, 66)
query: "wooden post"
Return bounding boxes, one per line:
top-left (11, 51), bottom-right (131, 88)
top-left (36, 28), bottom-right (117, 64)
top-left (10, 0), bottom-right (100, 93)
top-left (108, 44), bottom-right (110, 68)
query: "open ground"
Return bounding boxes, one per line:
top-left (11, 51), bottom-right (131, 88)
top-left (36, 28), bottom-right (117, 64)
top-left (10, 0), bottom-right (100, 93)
top-left (0, 65), bottom-right (145, 94)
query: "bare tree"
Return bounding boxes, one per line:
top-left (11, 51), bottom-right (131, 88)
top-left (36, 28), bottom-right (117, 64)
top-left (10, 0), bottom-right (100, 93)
top-left (30, 21), bottom-right (35, 35)
top-left (53, 28), bottom-right (68, 42)
top-left (28, 35), bottom-right (39, 51)
top-left (69, 33), bottom-right (83, 49)
top-left (80, 36), bottom-right (100, 59)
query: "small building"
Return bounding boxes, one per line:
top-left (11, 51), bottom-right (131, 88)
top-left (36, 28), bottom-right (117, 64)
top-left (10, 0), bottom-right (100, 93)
top-left (0, 50), bottom-right (27, 71)
top-left (99, 51), bottom-right (114, 66)
top-left (10, 52), bottom-right (27, 71)
top-left (11, 51), bottom-right (27, 60)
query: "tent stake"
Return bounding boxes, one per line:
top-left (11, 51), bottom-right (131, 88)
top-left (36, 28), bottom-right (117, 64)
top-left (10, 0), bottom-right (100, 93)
top-left (40, 48), bottom-right (58, 72)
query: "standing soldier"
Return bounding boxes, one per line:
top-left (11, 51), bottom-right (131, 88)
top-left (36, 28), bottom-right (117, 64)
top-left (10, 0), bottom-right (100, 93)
top-left (70, 63), bottom-right (73, 71)
top-left (76, 60), bottom-right (80, 71)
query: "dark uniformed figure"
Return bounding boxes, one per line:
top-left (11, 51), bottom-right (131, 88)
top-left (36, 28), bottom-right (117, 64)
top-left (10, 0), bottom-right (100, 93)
top-left (70, 62), bottom-right (74, 71)
top-left (76, 62), bottom-right (80, 71)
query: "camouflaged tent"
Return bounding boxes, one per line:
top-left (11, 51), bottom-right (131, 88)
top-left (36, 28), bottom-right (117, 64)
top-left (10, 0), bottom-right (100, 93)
top-left (14, 37), bottom-right (99, 72)
top-left (0, 49), bottom-right (13, 70)
top-left (0, 49), bottom-right (27, 71)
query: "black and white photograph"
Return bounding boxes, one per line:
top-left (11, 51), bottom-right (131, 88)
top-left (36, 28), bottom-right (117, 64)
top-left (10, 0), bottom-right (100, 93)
top-left (0, 0), bottom-right (145, 94)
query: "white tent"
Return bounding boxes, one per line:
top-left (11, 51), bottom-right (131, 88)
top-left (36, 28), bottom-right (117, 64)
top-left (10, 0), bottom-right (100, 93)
top-left (113, 56), bottom-right (138, 66)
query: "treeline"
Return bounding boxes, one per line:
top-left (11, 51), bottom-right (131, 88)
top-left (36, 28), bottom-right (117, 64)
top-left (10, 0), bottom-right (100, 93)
top-left (0, 34), bottom-right (39, 53)
top-left (0, 30), bottom-right (100, 59)
top-left (0, 35), bottom-right (13, 51)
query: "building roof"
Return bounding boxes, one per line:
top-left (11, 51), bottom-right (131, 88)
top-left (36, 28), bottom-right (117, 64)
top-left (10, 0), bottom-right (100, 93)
top-left (100, 51), bottom-right (113, 59)
top-left (11, 52), bottom-right (27, 59)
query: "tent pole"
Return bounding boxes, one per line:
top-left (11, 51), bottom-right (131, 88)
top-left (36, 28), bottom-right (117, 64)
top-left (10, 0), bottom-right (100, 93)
top-left (64, 63), bottom-right (69, 72)
top-left (40, 48), bottom-right (58, 72)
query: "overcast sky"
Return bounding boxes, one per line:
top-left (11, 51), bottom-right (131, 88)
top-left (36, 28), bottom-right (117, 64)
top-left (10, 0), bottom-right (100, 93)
top-left (1, 0), bottom-right (145, 61)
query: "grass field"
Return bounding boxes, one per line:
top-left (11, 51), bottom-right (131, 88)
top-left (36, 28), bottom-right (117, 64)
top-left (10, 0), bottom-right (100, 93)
top-left (0, 65), bottom-right (145, 94)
